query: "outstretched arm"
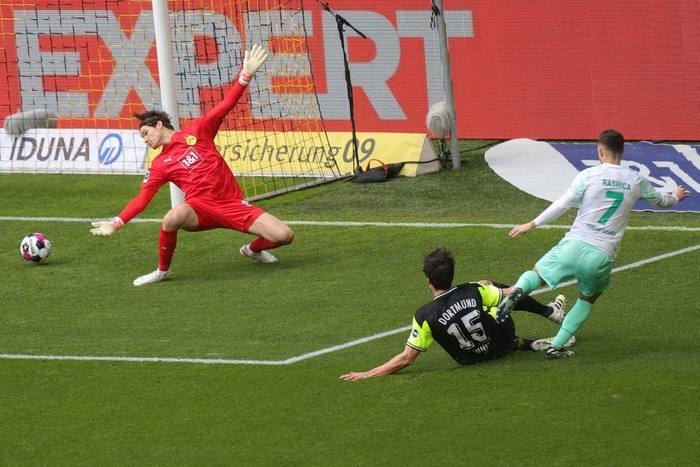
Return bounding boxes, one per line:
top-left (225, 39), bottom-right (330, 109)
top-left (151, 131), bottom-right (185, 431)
top-left (510, 189), bottom-right (574, 237)
top-left (204, 44), bottom-right (269, 131)
top-left (655, 185), bottom-right (689, 207)
top-left (509, 221), bottom-right (537, 237)
top-left (90, 185), bottom-right (159, 237)
top-left (672, 185), bottom-right (690, 202)
top-left (340, 346), bottom-right (421, 381)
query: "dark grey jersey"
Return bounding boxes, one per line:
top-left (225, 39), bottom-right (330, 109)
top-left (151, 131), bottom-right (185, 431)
top-left (407, 283), bottom-right (515, 365)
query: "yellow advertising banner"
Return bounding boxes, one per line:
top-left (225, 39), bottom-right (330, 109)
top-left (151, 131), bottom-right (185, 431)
top-left (147, 131), bottom-right (440, 177)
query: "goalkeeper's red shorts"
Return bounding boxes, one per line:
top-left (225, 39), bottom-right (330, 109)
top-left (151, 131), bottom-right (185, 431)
top-left (186, 197), bottom-right (266, 233)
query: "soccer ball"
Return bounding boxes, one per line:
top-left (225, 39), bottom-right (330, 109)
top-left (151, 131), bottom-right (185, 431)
top-left (20, 233), bottom-right (52, 263)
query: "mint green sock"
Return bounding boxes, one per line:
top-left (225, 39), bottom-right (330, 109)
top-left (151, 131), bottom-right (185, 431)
top-left (552, 299), bottom-right (593, 348)
top-left (514, 270), bottom-right (542, 294)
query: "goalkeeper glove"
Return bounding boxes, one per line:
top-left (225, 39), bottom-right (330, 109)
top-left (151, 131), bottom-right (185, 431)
top-left (238, 44), bottom-right (269, 86)
top-left (90, 217), bottom-right (124, 237)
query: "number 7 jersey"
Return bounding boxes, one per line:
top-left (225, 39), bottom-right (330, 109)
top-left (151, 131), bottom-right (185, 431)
top-left (563, 163), bottom-right (679, 260)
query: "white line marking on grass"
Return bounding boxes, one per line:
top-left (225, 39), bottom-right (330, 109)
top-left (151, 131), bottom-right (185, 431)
top-left (1, 216), bottom-right (159, 223)
top-left (279, 326), bottom-right (412, 364)
top-left (0, 327), bottom-right (414, 365)
top-left (2, 216), bottom-right (700, 232)
top-left (0, 354), bottom-right (284, 365)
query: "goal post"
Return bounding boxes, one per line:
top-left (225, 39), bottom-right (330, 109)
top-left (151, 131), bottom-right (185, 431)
top-left (152, 0), bottom-right (185, 207)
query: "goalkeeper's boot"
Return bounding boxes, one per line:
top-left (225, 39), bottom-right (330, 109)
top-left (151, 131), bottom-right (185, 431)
top-left (530, 335), bottom-right (576, 351)
top-left (133, 269), bottom-right (171, 286)
top-left (240, 244), bottom-right (278, 263)
top-left (547, 294), bottom-right (567, 324)
top-left (546, 344), bottom-right (574, 360)
top-left (496, 287), bottom-right (523, 323)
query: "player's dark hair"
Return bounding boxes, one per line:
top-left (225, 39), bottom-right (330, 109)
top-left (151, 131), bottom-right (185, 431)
top-left (133, 110), bottom-right (175, 130)
top-left (423, 248), bottom-right (455, 290)
top-left (598, 129), bottom-right (625, 156)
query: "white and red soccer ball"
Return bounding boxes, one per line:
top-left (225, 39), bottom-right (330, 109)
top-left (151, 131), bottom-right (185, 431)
top-left (20, 233), bottom-right (52, 263)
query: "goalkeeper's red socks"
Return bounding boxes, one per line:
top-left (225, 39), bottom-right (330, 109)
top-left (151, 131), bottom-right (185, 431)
top-left (249, 237), bottom-right (282, 253)
top-left (158, 228), bottom-right (178, 271)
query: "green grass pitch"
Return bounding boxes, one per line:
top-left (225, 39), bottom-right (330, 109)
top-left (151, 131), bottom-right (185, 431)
top-left (1, 142), bottom-right (699, 466)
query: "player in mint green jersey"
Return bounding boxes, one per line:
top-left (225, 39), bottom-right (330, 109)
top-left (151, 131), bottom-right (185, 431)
top-left (496, 129), bottom-right (689, 360)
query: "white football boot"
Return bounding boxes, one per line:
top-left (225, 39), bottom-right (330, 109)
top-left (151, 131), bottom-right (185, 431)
top-left (133, 269), bottom-right (171, 286)
top-left (530, 335), bottom-right (576, 351)
top-left (547, 294), bottom-right (568, 324)
top-left (239, 244), bottom-right (278, 263)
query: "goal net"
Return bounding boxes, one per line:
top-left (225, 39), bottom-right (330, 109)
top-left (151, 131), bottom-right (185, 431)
top-left (0, 0), bottom-right (342, 199)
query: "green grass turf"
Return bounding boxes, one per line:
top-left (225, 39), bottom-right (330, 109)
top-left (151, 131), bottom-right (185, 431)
top-left (1, 141), bottom-right (699, 466)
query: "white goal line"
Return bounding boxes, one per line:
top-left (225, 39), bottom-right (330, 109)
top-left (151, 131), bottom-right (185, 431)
top-left (2, 215), bottom-right (700, 232)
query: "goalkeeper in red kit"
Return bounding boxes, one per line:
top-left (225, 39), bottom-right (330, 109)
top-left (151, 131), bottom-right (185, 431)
top-left (90, 44), bottom-right (294, 286)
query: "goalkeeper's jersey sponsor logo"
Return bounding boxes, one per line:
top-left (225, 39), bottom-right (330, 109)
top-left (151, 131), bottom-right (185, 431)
top-left (177, 148), bottom-right (204, 172)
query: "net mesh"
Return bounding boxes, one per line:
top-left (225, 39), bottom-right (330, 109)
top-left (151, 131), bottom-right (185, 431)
top-left (0, 0), bottom-right (341, 197)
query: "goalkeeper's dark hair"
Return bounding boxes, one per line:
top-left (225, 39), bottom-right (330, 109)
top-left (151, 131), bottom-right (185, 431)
top-left (133, 110), bottom-right (175, 130)
top-left (598, 129), bottom-right (625, 156)
top-left (423, 248), bottom-right (455, 290)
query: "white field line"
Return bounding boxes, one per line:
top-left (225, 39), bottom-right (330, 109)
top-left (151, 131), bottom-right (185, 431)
top-left (2, 216), bottom-right (700, 232)
top-left (0, 327), bottom-right (414, 366)
top-left (1, 217), bottom-right (699, 365)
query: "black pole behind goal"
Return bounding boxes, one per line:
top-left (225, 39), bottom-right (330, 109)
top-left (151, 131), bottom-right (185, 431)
top-left (317, 0), bottom-right (367, 176)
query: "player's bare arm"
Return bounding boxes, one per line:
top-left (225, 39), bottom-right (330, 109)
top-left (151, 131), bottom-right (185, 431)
top-left (673, 185), bottom-right (690, 201)
top-left (509, 221), bottom-right (536, 237)
top-left (341, 346), bottom-right (420, 381)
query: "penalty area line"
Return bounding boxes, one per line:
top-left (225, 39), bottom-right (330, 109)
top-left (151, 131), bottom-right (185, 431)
top-left (0, 326), bottom-right (412, 366)
top-left (1, 245), bottom-right (698, 367)
top-left (0, 353), bottom-right (287, 365)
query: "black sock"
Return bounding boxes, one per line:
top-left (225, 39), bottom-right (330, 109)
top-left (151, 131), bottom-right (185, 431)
top-left (512, 337), bottom-right (537, 351)
top-left (515, 295), bottom-right (553, 318)
top-left (493, 282), bottom-right (552, 318)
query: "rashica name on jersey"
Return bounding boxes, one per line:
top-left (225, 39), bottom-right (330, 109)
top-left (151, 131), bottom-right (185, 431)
top-left (602, 179), bottom-right (631, 190)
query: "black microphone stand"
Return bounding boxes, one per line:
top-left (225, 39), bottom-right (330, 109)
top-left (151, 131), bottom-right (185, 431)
top-left (317, 0), bottom-right (367, 175)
